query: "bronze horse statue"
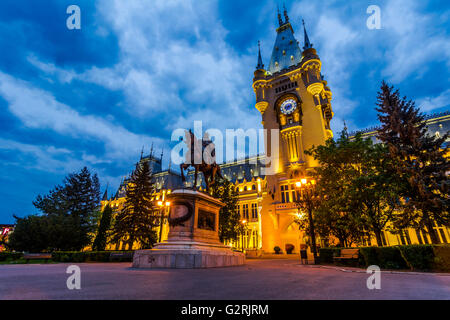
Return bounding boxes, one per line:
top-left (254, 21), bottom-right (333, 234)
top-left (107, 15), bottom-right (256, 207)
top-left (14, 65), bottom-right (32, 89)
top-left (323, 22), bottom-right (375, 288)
top-left (180, 130), bottom-right (223, 192)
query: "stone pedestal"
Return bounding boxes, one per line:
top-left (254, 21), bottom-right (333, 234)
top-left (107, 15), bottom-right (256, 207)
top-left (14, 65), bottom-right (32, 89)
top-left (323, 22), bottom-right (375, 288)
top-left (133, 189), bottom-right (245, 269)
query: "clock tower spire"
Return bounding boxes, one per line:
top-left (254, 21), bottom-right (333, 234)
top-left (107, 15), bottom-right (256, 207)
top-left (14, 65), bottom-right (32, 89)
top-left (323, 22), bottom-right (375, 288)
top-left (252, 9), bottom-right (334, 253)
top-left (253, 12), bottom-right (333, 174)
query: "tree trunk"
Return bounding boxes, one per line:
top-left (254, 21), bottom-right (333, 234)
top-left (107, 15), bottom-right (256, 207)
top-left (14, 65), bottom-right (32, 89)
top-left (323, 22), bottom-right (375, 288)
top-left (374, 230), bottom-right (383, 247)
top-left (308, 208), bottom-right (318, 262)
top-left (338, 236), bottom-right (345, 248)
top-left (128, 237), bottom-right (134, 250)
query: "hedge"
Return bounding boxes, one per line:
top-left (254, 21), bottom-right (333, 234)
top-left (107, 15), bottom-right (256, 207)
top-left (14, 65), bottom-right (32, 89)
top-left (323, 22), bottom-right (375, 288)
top-left (319, 245), bottom-right (450, 272)
top-left (359, 246), bottom-right (408, 270)
top-left (318, 248), bottom-right (341, 264)
top-left (51, 251), bottom-right (134, 263)
top-left (0, 252), bottom-right (23, 261)
top-left (432, 245), bottom-right (450, 272)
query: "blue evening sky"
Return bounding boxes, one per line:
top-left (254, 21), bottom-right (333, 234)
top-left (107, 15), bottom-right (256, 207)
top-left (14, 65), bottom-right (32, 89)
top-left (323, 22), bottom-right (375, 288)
top-left (0, 0), bottom-right (449, 223)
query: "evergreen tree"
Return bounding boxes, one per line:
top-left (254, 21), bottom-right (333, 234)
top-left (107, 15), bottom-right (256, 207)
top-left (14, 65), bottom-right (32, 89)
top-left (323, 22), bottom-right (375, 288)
top-left (211, 178), bottom-right (243, 243)
top-left (92, 204), bottom-right (113, 251)
top-left (8, 215), bottom-right (50, 252)
top-left (376, 81), bottom-right (449, 244)
top-left (30, 167), bottom-right (101, 251)
top-left (8, 214), bottom-right (89, 252)
top-left (112, 160), bottom-right (157, 250)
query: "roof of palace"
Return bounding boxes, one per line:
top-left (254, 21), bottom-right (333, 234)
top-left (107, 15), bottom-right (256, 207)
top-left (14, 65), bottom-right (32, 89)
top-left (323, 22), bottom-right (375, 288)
top-left (268, 10), bottom-right (303, 74)
top-left (349, 110), bottom-right (450, 142)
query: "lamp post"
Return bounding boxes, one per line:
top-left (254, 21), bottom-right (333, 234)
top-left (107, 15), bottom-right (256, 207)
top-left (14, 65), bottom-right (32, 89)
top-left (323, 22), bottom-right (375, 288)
top-left (295, 178), bottom-right (319, 264)
top-left (157, 201), bottom-right (171, 243)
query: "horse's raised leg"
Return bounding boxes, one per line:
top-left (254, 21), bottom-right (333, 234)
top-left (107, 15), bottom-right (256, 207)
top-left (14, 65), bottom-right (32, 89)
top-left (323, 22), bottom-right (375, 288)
top-left (194, 165), bottom-right (198, 189)
top-left (180, 164), bottom-right (185, 182)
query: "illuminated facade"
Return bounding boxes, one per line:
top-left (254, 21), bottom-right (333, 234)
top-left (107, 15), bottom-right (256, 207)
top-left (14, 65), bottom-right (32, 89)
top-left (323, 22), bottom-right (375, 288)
top-left (101, 10), bottom-right (450, 252)
top-left (0, 224), bottom-right (14, 252)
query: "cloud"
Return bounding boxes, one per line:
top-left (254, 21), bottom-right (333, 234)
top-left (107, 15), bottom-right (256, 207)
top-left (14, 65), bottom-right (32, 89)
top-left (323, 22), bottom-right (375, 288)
top-left (0, 71), bottom-right (161, 160)
top-left (26, 0), bottom-right (261, 136)
top-left (27, 55), bottom-right (76, 84)
top-left (417, 89), bottom-right (450, 112)
top-left (382, 0), bottom-right (450, 82)
top-left (0, 138), bottom-right (81, 173)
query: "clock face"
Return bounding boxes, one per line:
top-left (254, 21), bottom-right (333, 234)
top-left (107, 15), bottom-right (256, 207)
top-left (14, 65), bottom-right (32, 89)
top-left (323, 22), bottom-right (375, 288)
top-left (280, 99), bottom-right (297, 115)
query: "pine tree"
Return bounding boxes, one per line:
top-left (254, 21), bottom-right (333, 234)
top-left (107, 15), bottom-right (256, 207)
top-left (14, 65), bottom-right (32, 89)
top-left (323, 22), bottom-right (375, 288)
top-left (32, 167), bottom-right (101, 251)
top-left (211, 178), bottom-right (243, 243)
top-left (93, 204), bottom-right (113, 251)
top-left (112, 160), bottom-right (157, 250)
top-left (376, 81), bottom-right (449, 244)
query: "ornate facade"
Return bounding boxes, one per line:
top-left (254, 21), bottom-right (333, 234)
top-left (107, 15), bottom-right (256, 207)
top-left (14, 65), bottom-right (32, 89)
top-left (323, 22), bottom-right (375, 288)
top-left (101, 10), bottom-right (450, 252)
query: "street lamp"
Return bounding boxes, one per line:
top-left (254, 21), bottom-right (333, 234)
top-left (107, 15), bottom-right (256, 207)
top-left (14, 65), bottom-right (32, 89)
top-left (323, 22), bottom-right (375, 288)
top-left (295, 177), bottom-right (319, 264)
top-left (157, 201), bottom-right (171, 243)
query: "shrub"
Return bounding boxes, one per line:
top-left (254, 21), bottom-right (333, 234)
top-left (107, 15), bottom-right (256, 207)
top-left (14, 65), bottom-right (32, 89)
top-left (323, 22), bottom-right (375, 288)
top-left (0, 252), bottom-right (23, 262)
top-left (285, 244), bottom-right (295, 254)
top-left (398, 245), bottom-right (435, 271)
top-left (320, 245), bottom-right (450, 271)
top-left (318, 248), bottom-right (341, 264)
top-left (432, 245), bottom-right (450, 272)
top-left (274, 246), bottom-right (281, 254)
top-left (359, 247), bottom-right (407, 269)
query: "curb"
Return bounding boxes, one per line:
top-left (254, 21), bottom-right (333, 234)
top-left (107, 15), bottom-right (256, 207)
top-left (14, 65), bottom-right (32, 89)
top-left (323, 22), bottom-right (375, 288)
top-left (296, 264), bottom-right (450, 276)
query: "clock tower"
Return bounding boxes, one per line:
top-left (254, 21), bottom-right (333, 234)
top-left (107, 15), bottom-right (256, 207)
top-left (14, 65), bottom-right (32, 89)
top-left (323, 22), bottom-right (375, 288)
top-left (252, 8), bottom-right (333, 253)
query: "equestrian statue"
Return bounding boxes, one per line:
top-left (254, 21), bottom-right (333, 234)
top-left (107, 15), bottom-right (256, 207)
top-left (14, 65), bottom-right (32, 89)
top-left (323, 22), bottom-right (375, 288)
top-left (180, 130), bottom-right (223, 192)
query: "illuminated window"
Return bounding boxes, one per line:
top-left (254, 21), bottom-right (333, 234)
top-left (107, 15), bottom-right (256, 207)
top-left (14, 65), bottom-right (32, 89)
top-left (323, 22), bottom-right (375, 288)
top-left (290, 184), bottom-right (297, 202)
top-left (243, 204), bottom-right (249, 219)
top-left (281, 185), bottom-right (290, 203)
top-left (252, 230), bottom-right (258, 249)
top-left (251, 203), bottom-right (258, 220)
top-left (243, 231), bottom-right (250, 249)
top-left (399, 229), bottom-right (411, 245)
top-left (415, 229), bottom-right (429, 244)
top-left (434, 223), bottom-right (448, 244)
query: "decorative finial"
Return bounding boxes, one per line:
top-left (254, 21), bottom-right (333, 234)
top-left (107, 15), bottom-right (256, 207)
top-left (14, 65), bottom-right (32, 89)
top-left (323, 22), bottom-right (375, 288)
top-left (150, 142), bottom-right (154, 158)
top-left (102, 183), bottom-right (109, 201)
top-left (343, 120), bottom-right (349, 138)
top-left (283, 3), bottom-right (289, 23)
top-left (302, 19), bottom-right (313, 51)
top-left (160, 148), bottom-right (164, 162)
top-left (140, 146), bottom-right (144, 160)
top-left (256, 41), bottom-right (264, 70)
top-left (277, 5), bottom-right (283, 26)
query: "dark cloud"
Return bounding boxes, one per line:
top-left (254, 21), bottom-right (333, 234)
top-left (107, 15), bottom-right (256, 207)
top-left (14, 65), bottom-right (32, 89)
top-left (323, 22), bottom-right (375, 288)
top-left (0, 0), bottom-right (449, 223)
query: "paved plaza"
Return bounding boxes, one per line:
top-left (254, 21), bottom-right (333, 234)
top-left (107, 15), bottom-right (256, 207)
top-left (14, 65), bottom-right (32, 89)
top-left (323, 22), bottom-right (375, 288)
top-left (0, 259), bottom-right (449, 300)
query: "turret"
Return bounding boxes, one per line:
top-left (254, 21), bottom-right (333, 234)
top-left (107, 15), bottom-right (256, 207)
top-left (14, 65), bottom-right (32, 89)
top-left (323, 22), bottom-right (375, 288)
top-left (253, 41), bottom-right (269, 114)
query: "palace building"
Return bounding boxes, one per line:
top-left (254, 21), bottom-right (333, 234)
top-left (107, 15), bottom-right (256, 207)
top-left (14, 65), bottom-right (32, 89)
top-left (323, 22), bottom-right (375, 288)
top-left (101, 10), bottom-right (450, 253)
